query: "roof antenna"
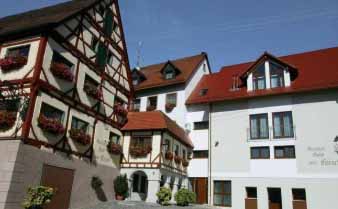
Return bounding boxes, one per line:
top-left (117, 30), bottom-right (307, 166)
top-left (136, 41), bottom-right (143, 70)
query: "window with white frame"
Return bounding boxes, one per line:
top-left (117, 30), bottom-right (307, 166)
top-left (270, 62), bottom-right (285, 88)
top-left (273, 111), bottom-right (294, 138)
top-left (6, 45), bottom-right (30, 58)
top-left (250, 114), bottom-right (269, 139)
top-left (252, 63), bottom-right (266, 90)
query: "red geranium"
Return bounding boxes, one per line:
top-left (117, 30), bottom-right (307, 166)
top-left (174, 155), bottom-right (182, 164)
top-left (165, 151), bottom-right (174, 160)
top-left (129, 145), bottom-right (152, 157)
top-left (69, 128), bottom-right (91, 145)
top-left (108, 142), bottom-right (123, 155)
top-left (0, 111), bottom-right (17, 131)
top-left (50, 62), bottom-right (74, 82)
top-left (113, 104), bottom-right (128, 117)
top-left (182, 159), bottom-right (189, 167)
top-left (38, 115), bottom-right (65, 135)
top-left (84, 83), bottom-right (102, 100)
top-left (0, 56), bottom-right (27, 72)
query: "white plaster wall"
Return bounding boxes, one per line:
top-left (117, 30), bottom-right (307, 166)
top-left (188, 158), bottom-right (208, 177)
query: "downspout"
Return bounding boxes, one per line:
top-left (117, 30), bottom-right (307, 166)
top-left (208, 102), bottom-right (212, 205)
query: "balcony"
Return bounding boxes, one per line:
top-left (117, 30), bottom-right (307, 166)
top-left (246, 126), bottom-right (296, 141)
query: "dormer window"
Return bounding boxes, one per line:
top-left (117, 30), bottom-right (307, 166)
top-left (270, 62), bottom-right (285, 88)
top-left (252, 63), bottom-right (266, 90)
top-left (164, 68), bottom-right (175, 80)
top-left (161, 62), bottom-right (179, 80)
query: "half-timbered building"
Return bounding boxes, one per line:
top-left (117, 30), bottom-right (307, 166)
top-left (0, 0), bottom-right (132, 208)
top-left (121, 111), bottom-right (194, 203)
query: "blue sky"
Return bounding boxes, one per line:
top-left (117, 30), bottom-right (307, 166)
top-left (1, 0), bottom-right (338, 72)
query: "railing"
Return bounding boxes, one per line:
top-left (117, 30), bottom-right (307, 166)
top-left (246, 126), bottom-right (296, 141)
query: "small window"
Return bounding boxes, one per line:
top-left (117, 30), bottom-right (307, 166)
top-left (250, 114), bottom-right (269, 139)
top-left (194, 121), bottom-right (209, 130)
top-left (147, 96), bottom-right (157, 111)
top-left (273, 111), bottom-right (294, 138)
top-left (163, 139), bottom-right (171, 153)
top-left (6, 45), bottom-right (30, 58)
top-left (174, 144), bottom-right (180, 156)
top-left (163, 64), bottom-right (176, 80)
top-left (246, 187), bottom-right (257, 199)
top-left (193, 150), bottom-right (208, 159)
top-left (107, 51), bottom-right (114, 66)
top-left (71, 117), bottom-right (89, 133)
top-left (199, 88), bottom-right (208, 96)
top-left (270, 62), bottom-right (285, 88)
top-left (166, 93), bottom-right (177, 106)
top-left (130, 135), bottom-right (152, 148)
top-left (52, 51), bottom-right (73, 69)
top-left (109, 132), bottom-right (120, 144)
top-left (292, 188), bottom-right (306, 201)
top-left (132, 99), bottom-right (141, 112)
top-left (0, 99), bottom-right (20, 112)
top-left (252, 63), bottom-right (266, 90)
top-left (84, 75), bottom-right (100, 98)
top-left (40, 103), bottom-right (64, 122)
top-left (250, 147), bottom-right (270, 159)
top-left (274, 146), bottom-right (295, 159)
top-left (213, 181), bottom-right (231, 207)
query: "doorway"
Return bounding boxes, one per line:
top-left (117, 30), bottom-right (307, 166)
top-left (189, 178), bottom-right (208, 204)
top-left (268, 188), bottom-right (282, 209)
top-left (131, 171), bottom-right (148, 201)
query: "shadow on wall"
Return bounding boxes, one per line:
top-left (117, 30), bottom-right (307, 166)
top-left (93, 187), bottom-right (107, 202)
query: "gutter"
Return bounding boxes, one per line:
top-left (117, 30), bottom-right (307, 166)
top-left (208, 102), bottom-right (212, 205)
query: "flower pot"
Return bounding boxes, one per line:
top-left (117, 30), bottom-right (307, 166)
top-left (50, 62), bottom-right (74, 82)
top-left (115, 194), bottom-right (125, 201)
top-left (69, 128), bottom-right (91, 145)
top-left (165, 151), bottom-right (174, 160)
top-left (108, 143), bottom-right (122, 155)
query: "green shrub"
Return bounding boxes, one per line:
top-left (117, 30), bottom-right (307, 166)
top-left (156, 187), bottom-right (172, 206)
top-left (174, 188), bottom-right (196, 206)
top-left (22, 186), bottom-right (55, 209)
top-left (113, 174), bottom-right (129, 198)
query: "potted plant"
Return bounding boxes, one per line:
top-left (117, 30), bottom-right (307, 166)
top-left (182, 159), bottom-right (189, 167)
top-left (156, 187), bottom-right (172, 206)
top-left (69, 128), bottom-right (91, 145)
top-left (165, 103), bottom-right (176, 112)
top-left (113, 103), bottom-right (128, 125)
top-left (83, 83), bottom-right (102, 100)
top-left (50, 62), bottom-right (74, 82)
top-left (174, 188), bottom-right (196, 206)
top-left (174, 155), bottom-right (182, 164)
top-left (0, 110), bottom-right (17, 131)
top-left (113, 174), bottom-right (128, 200)
top-left (0, 55), bottom-right (27, 72)
top-left (165, 151), bottom-right (174, 160)
top-left (22, 186), bottom-right (55, 209)
top-left (107, 140), bottom-right (123, 155)
top-left (129, 145), bottom-right (152, 157)
top-left (37, 115), bottom-right (65, 135)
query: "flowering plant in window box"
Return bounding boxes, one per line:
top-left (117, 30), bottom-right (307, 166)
top-left (146, 105), bottom-right (156, 111)
top-left (84, 83), bottom-right (102, 100)
top-left (165, 103), bottom-right (176, 112)
top-left (113, 104), bottom-right (128, 118)
top-left (50, 62), bottom-right (74, 82)
top-left (182, 159), bottom-right (189, 167)
top-left (37, 115), bottom-right (65, 135)
top-left (0, 56), bottom-right (27, 72)
top-left (129, 145), bottom-right (152, 157)
top-left (69, 128), bottom-right (91, 145)
top-left (107, 141), bottom-right (123, 155)
top-left (0, 111), bottom-right (17, 131)
top-left (165, 151), bottom-right (174, 160)
top-left (174, 155), bottom-right (182, 164)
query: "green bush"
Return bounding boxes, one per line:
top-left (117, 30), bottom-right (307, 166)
top-left (174, 188), bottom-right (196, 206)
top-left (22, 186), bottom-right (55, 209)
top-left (113, 174), bottom-right (129, 198)
top-left (156, 187), bottom-right (172, 206)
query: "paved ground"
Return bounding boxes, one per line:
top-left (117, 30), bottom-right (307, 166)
top-left (80, 200), bottom-right (216, 209)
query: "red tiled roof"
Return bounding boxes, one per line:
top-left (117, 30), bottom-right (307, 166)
top-left (186, 47), bottom-right (338, 104)
top-left (134, 53), bottom-right (207, 91)
top-left (122, 111), bottom-right (193, 148)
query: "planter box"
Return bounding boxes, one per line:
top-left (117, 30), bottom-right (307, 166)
top-left (38, 115), bottom-right (65, 135)
top-left (165, 151), bottom-right (174, 160)
top-left (84, 83), bottom-right (102, 100)
top-left (0, 56), bottom-right (27, 72)
top-left (182, 159), bottom-right (189, 167)
top-left (50, 62), bottom-right (74, 82)
top-left (174, 155), bottom-right (182, 164)
top-left (108, 142), bottom-right (122, 155)
top-left (129, 146), bottom-right (152, 157)
top-left (69, 128), bottom-right (91, 145)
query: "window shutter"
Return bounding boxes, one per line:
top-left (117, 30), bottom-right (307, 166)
top-left (97, 43), bottom-right (107, 67)
top-left (104, 9), bottom-right (114, 36)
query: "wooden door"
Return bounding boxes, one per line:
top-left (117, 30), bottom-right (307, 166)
top-left (41, 164), bottom-right (75, 209)
top-left (190, 178), bottom-right (208, 204)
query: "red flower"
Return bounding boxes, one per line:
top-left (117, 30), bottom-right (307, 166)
top-left (0, 111), bottom-right (17, 131)
top-left (113, 104), bottom-right (128, 117)
top-left (165, 103), bottom-right (176, 112)
top-left (174, 155), bottom-right (182, 164)
top-left (129, 145), bottom-right (152, 157)
top-left (165, 151), bottom-right (174, 160)
top-left (38, 115), bottom-right (65, 135)
top-left (69, 128), bottom-right (91, 145)
top-left (84, 83), bottom-right (102, 100)
top-left (108, 142), bottom-right (123, 155)
top-left (182, 159), bottom-right (189, 167)
top-left (0, 56), bottom-right (27, 72)
top-left (50, 62), bottom-right (74, 82)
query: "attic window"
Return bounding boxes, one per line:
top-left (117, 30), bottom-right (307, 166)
top-left (252, 63), bottom-right (266, 90)
top-left (199, 88), bottom-right (208, 96)
top-left (270, 62), bottom-right (285, 88)
top-left (163, 64), bottom-right (176, 80)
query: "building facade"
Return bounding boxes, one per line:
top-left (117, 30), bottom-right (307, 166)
top-left (187, 47), bottom-right (338, 209)
top-left (0, 1), bottom-right (132, 209)
top-left (120, 111), bottom-right (193, 203)
top-left (131, 54), bottom-right (211, 204)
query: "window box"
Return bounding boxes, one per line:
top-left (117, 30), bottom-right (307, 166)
top-left (69, 128), bottom-right (91, 145)
top-left (50, 62), bottom-right (74, 82)
top-left (129, 145), bottom-right (152, 157)
top-left (165, 103), bottom-right (176, 112)
top-left (107, 141), bottom-right (122, 155)
top-left (165, 151), bottom-right (174, 160)
top-left (174, 155), bottom-right (182, 164)
top-left (182, 159), bottom-right (189, 167)
top-left (38, 115), bottom-right (65, 135)
top-left (84, 83), bottom-right (102, 100)
top-left (0, 111), bottom-right (16, 131)
top-left (114, 104), bottom-right (128, 117)
top-left (0, 56), bottom-right (27, 72)
top-left (146, 105), bottom-right (156, 111)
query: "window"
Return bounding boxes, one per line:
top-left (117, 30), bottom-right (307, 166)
top-left (292, 189), bottom-right (306, 201)
top-left (6, 45), bottom-right (30, 58)
top-left (250, 147), bottom-right (270, 159)
top-left (163, 139), bottom-right (171, 153)
top-left (250, 114), bottom-right (269, 139)
top-left (273, 112), bottom-right (294, 138)
top-left (147, 96), bottom-right (157, 111)
top-left (163, 64), bottom-right (176, 80)
top-left (246, 187), bottom-right (257, 199)
top-left (132, 99), bottom-right (140, 112)
top-left (0, 99), bottom-right (20, 112)
top-left (270, 62), bottom-right (285, 88)
top-left (274, 146), bottom-right (295, 159)
top-left (194, 121), bottom-right (209, 130)
top-left (130, 135), bottom-right (152, 148)
top-left (40, 103), bottom-right (64, 122)
top-left (193, 150), bottom-right (208, 159)
top-left (213, 181), bottom-right (231, 207)
top-left (166, 93), bottom-right (177, 106)
top-left (71, 117), bottom-right (89, 133)
top-left (52, 51), bottom-right (73, 69)
top-left (199, 88), bottom-right (208, 96)
top-left (182, 149), bottom-right (186, 160)
top-left (252, 63), bottom-right (266, 90)
top-left (174, 144), bottom-right (180, 156)
top-left (109, 132), bottom-right (120, 144)
top-left (107, 51), bottom-right (114, 66)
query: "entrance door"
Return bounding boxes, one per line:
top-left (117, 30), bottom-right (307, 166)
top-left (268, 188), bottom-right (282, 209)
top-left (41, 164), bottom-right (75, 209)
top-left (190, 178), bottom-right (208, 204)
